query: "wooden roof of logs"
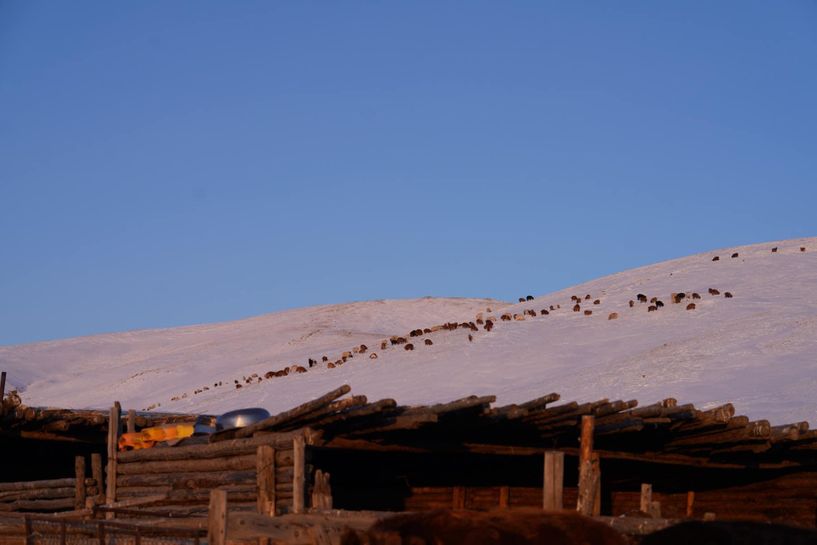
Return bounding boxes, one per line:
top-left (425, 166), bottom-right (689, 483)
top-left (210, 386), bottom-right (817, 470)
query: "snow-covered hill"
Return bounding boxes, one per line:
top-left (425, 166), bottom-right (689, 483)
top-left (2, 237), bottom-right (816, 425)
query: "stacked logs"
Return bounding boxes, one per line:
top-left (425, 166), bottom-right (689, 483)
top-left (0, 477), bottom-right (97, 513)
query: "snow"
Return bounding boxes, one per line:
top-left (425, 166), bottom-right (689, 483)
top-left (2, 237), bottom-right (816, 426)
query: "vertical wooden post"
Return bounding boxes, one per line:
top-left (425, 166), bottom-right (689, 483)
top-left (293, 434), bottom-right (305, 514)
top-left (24, 516), bottom-right (32, 545)
top-left (91, 453), bottom-right (104, 503)
top-left (126, 409), bottom-right (137, 434)
top-left (105, 402), bottom-right (121, 519)
top-left (0, 371), bottom-right (6, 415)
top-left (257, 445), bottom-right (276, 516)
top-left (74, 456), bottom-right (86, 510)
top-left (499, 486), bottom-right (510, 509)
top-left (452, 487), bottom-right (466, 510)
top-left (640, 483), bottom-right (652, 514)
top-left (208, 489), bottom-right (227, 545)
top-left (592, 453), bottom-right (601, 516)
top-left (686, 491), bottom-right (695, 518)
top-left (576, 415), bottom-right (596, 515)
top-left (543, 451), bottom-right (564, 511)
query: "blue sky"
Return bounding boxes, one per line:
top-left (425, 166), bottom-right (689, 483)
top-left (1, 2), bottom-right (816, 345)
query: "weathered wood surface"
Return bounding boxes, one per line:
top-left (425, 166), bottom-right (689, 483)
top-left (119, 431), bottom-right (303, 463)
top-left (226, 511), bottom-right (388, 542)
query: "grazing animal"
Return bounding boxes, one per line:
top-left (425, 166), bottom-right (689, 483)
top-left (404, 343), bottom-right (414, 351)
top-left (692, 292), bottom-right (701, 299)
top-left (390, 336), bottom-right (407, 345)
top-left (724, 292), bottom-right (733, 298)
top-left (501, 314), bottom-right (512, 321)
top-left (584, 310), bottom-right (592, 316)
top-left (526, 295), bottom-right (534, 301)
top-left (360, 344), bottom-right (368, 353)
top-left (342, 510), bottom-right (628, 545)
top-left (526, 309), bottom-right (536, 317)
top-left (655, 300), bottom-right (664, 308)
top-left (686, 303), bottom-right (696, 310)
top-left (593, 299), bottom-right (600, 305)
top-left (731, 252), bottom-right (739, 258)
top-left (476, 318), bottom-right (484, 325)
top-left (573, 304), bottom-right (581, 312)
top-left (550, 305), bottom-right (555, 311)
top-left (333, 361), bottom-right (342, 368)
top-left (484, 320), bottom-right (494, 331)
top-left (637, 294), bottom-right (647, 303)
top-left (369, 353), bottom-right (378, 360)
top-left (802, 247), bottom-right (807, 252)
top-left (293, 366), bottom-right (307, 373)
top-left (608, 312), bottom-right (618, 320)
top-left (518, 297), bottom-right (525, 303)
top-left (541, 309), bottom-right (549, 315)
top-left (342, 351), bottom-right (353, 359)
top-left (381, 341), bottom-right (388, 350)
top-left (648, 305), bottom-right (657, 312)
top-left (772, 247), bottom-right (778, 253)
top-left (308, 358), bottom-right (317, 368)
top-left (709, 288), bottom-right (720, 295)
top-left (585, 294), bottom-right (591, 300)
top-left (640, 520), bottom-right (817, 545)
top-left (514, 314), bottom-right (525, 321)
top-left (468, 334), bottom-right (473, 342)
top-left (322, 356), bottom-right (328, 362)
top-left (650, 297), bottom-right (658, 304)
top-left (424, 328), bottom-right (431, 333)
top-left (327, 362), bottom-right (336, 368)
top-left (342, 355), bottom-right (348, 362)
top-left (264, 371), bottom-right (275, 379)
top-left (673, 293), bottom-right (686, 304)
top-left (629, 300), bottom-right (634, 307)
top-left (571, 295), bottom-right (579, 302)
top-left (235, 384), bottom-right (242, 389)
top-left (556, 304), bottom-right (560, 309)
top-left (712, 256), bottom-right (720, 261)
top-left (410, 329), bottom-right (422, 337)
top-left (424, 339), bottom-right (433, 346)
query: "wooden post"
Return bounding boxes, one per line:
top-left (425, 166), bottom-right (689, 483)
top-left (686, 491), bottom-right (695, 518)
top-left (452, 487), bottom-right (466, 510)
top-left (576, 415), bottom-right (596, 515)
top-left (543, 451), bottom-right (564, 510)
top-left (592, 453), bottom-right (601, 516)
top-left (499, 486), bottom-right (510, 509)
top-left (126, 409), bottom-right (137, 434)
top-left (208, 489), bottom-right (227, 545)
top-left (105, 402), bottom-right (121, 519)
top-left (0, 371), bottom-right (6, 415)
top-left (293, 434), bottom-right (305, 514)
top-left (91, 453), bottom-right (104, 503)
top-left (74, 456), bottom-right (86, 510)
top-left (256, 445), bottom-right (276, 516)
top-left (640, 483), bottom-right (652, 514)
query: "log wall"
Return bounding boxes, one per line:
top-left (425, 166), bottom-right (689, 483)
top-left (114, 432), bottom-right (303, 515)
top-left (0, 477), bottom-right (97, 513)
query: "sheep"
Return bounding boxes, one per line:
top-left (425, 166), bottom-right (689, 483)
top-left (327, 362), bottom-right (336, 368)
top-left (731, 252), bottom-right (739, 258)
top-left (802, 247), bottom-right (807, 252)
top-left (571, 295), bottom-right (579, 302)
top-left (342, 351), bottom-right (353, 359)
top-left (514, 314), bottom-right (525, 321)
top-left (712, 256), bottom-right (720, 261)
top-left (608, 312), bottom-right (618, 320)
top-left (724, 292), bottom-right (733, 298)
top-left (293, 365), bottom-right (307, 373)
top-left (322, 356), bottom-right (329, 362)
top-left (584, 310), bottom-right (592, 316)
top-left (648, 305), bottom-right (657, 312)
top-left (501, 314), bottom-right (512, 321)
top-left (526, 309), bottom-right (536, 317)
top-left (423, 328), bottom-right (432, 333)
top-left (518, 297), bottom-right (525, 303)
top-left (359, 344), bottom-right (368, 353)
top-left (526, 295), bottom-right (534, 301)
top-left (709, 288), bottom-right (720, 295)
top-left (673, 293), bottom-right (686, 304)
top-left (369, 353), bottom-right (378, 359)
top-left (540, 309), bottom-right (549, 315)
top-left (550, 305), bottom-right (555, 311)
top-left (650, 297), bottom-right (658, 304)
top-left (629, 300), bottom-right (635, 308)
top-left (484, 320), bottom-right (494, 331)
top-left (424, 339), bottom-right (433, 346)
top-left (264, 371), bottom-right (275, 379)
top-left (692, 292), bottom-right (701, 299)
top-left (308, 358), bottom-right (317, 368)
top-left (656, 300), bottom-right (664, 308)
top-left (593, 299), bottom-right (600, 305)
top-left (772, 247), bottom-right (778, 253)
top-left (585, 294), bottom-right (591, 300)
top-left (686, 303), bottom-right (696, 310)
top-left (637, 294), bottom-right (647, 303)
top-left (404, 343), bottom-right (414, 351)
top-left (235, 384), bottom-right (242, 389)
top-left (381, 341), bottom-right (388, 350)
top-left (573, 304), bottom-right (581, 312)
top-left (390, 336), bottom-right (407, 345)
top-left (476, 318), bottom-right (484, 325)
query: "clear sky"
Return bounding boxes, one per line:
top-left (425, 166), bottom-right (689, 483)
top-left (1, 2), bottom-right (816, 345)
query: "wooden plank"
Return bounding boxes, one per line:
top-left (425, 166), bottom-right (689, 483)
top-left (686, 490), bottom-right (695, 517)
top-left (117, 454), bottom-right (257, 475)
top-left (91, 454), bottom-right (104, 503)
top-left (256, 445), bottom-right (275, 516)
top-left (293, 434), bottom-right (305, 514)
top-left (208, 489), bottom-right (227, 545)
top-left (119, 430), bottom-right (304, 463)
top-left (576, 415), bottom-right (595, 515)
top-left (543, 451), bottom-right (564, 511)
top-left (105, 402), bottom-right (120, 519)
top-left (0, 371), bottom-right (6, 416)
top-left (499, 487), bottom-right (509, 509)
top-left (127, 409), bottom-right (137, 434)
top-left (452, 487), bottom-right (466, 510)
top-left (73, 456), bottom-right (85, 510)
top-left (0, 479), bottom-right (77, 493)
top-left (212, 386), bottom-right (351, 442)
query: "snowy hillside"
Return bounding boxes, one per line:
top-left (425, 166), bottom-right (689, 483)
top-left (2, 237), bottom-right (816, 425)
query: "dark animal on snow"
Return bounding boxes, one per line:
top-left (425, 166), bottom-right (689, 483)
top-left (308, 358), bottom-right (317, 368)
top-left (686, 303), bottom-right (696, 310)
top-left (673, 293), bottom-right (686, 303)
top-left (724, 292), bottom-right (733, 298)
top-left (571, 295), bottom-right (579, 302)
top-left (327, 362), bottom-right (336, 368)
top-left (264, 371), bottom-right (275, 379)
top-left (359, 344), bottom-right (368, 353)
top-left (573, 304), bottom-right (581, 312)
top-left (424, 339), bottom-right (433, 346)
top-left (712, 256), bottom-right (720, 261)
top-left (526, 295), bottom-right (534, 301)
top-left (235, 384), bottom-right (242, 389)
top-left (772, 247), bottom-right (778, 253)
top-left (381, 341), bottom-right (388, 350)
top-left (637, 294), bottom-right (647, 303)
top-left (391, 336), bottom-right (407, 345)
top-left (802, 247), bottom-right (807, 252)
top-left (629, 300), bottom-right (635, 308)
top-left (655, 300), bottom-right (664, 308)
top-left (709, 288), bottom-right (720, 295)
top-left (293, 366), bottom-right (307, 373)
top-left (648, 305), bottom-right (657, 312)
top-left (650, 297), bottom-right (658, 303)
top-left (501, 314), bottom-right (512, 321)
top-left (484, 320), bottom-right (494, 331)
top-left (585, 294), bottom-right (591, 300)
top-left (424, 328), bottom-right (431, 333)
top-left (584, 310), bottom-right (592, 316)
top-left (731, 252), bottom-right (739, 258)
top-left (476, 318), bottom-right (484, 325)
top-left (322, 356), bottom-right (328, 362)
top-left (341, 509), bottom-right (628, 545)
top-left (468, 334), bottom-right (473, 342)
top-left (404, 343), bottom-right (414, 351)
top-left (640, 520), bottom-right (817, 545)
top-left (608, 313), bottom-right (618, 320)
top-left (593, 299), bottom-right (600, 305)
top-left (541, 309), bottom-right (549, 315)
top-left (550, 305), bottom-right (555, 311)
top-left (369, 353), bottom-right (378, 359)
top-left (518, 297), bottom-right (525, 303)
top-left (692, 292), bottom-right (701, 299)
